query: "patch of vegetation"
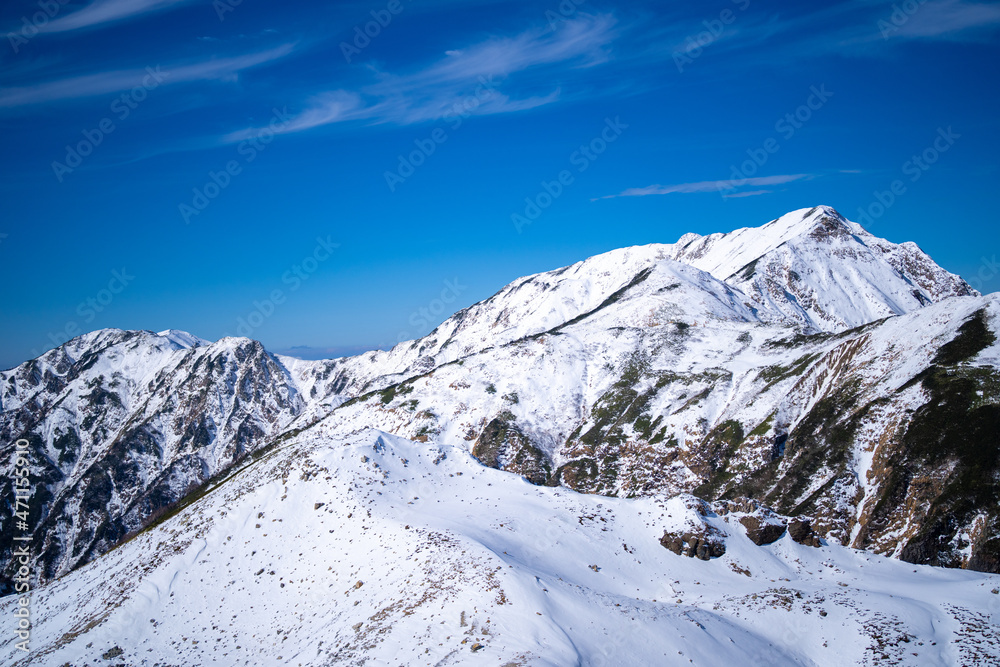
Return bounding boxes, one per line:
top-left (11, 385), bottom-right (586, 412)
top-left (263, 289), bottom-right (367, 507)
top-left (932, 309), bottom-right (995, 366)
top-left (736, 258), bottom-right (759, 281)
top-left (757, 353), bottom-right (820, 390)
top-left (888, 357), bottom-right (1000, 571)
top-left (763, 331), bottom-right (834, 349)
top-left (748, 412), bottom-right (775, 438)
top-left (485, 383), bottom-right (497, 394)
top-left (502, 391), bottom-right (519, 404)
top-left (551, 458), bottom-right (600, 491)
top-left (634, 414), bottom-right (662, 441)
top-left (691, 419), bottom-right (745, 498)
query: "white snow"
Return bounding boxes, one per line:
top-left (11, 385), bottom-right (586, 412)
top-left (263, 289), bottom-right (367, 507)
top-left (3, 430), bottom-right (997, 666)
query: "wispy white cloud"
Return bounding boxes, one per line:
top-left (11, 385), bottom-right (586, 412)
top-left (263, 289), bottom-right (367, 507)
top-left (0, 44), bottom-right (295, 108)
top-left (598, 174), bottom-right (811, 199)
top-left (39, 0), bottom-right (193, 34)
top-left (722, 189), bottom-right (772, 198)
top-left (653, 0), bottom-right (1000, 72)
top-left (220, 14), bottom-right (617, 142)
top-left (882, 0), bottom-right (1000, 39)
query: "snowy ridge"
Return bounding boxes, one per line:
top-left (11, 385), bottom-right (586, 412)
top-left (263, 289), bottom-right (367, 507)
top-left (156, 329), bottom-right (210, 349)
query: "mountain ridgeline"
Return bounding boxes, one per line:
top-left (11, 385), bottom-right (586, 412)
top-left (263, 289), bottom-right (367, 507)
top-left (2, 205), bottom-right (998, 595)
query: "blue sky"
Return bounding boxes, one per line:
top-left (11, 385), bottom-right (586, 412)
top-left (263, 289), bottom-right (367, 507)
top-left (1, 0), bottom-right (999, 369)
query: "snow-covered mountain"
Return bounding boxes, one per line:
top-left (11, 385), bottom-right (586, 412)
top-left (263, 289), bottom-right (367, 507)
top-left (0, 330), bottom-right (305, 584)
top-left (2, 205), bottom-right (998, 661)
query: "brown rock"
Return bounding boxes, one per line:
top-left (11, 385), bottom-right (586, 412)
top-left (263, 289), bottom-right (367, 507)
top-left (660, 526), bottom-right (726, 560)
top-left (739, 514), bottom-right (787, 545)
top-left (788, 518), bottom-right (822, 547)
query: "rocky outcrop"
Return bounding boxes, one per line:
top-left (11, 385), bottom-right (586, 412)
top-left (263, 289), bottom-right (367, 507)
top-left (659, 496), bottom-right (727, 560)
top-left (788, 518), bottom-right (822, 548)
top-left (712, 497), bottom-right (788, 546)
top-left (660, 525), bottom-right (727, 560)
top-left (472, 413), bottom-right (551, 486)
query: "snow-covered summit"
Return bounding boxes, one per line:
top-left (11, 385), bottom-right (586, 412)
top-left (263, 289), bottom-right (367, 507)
top-left (155, 329), bottom-right (210, 349)
top-left (662, 205), bottom-right (976, 331)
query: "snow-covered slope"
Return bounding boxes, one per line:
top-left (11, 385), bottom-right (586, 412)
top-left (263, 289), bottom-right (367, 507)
top-left (3, 430), bottom-right (997, 666)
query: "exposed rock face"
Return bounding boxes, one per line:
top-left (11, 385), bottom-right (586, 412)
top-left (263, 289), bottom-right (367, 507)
top-left (711, 497), bottom-right (787, 546)
top-left (659, 496), bottom-right (728, 560)
top-left (472, 413), bottom-right (551, 485)
top-left (739, 514), bottom-right (787, 546)
top-left (660, 525), bottom-right (727, 560)
top-left (788, 518), bottom-right (822, 548)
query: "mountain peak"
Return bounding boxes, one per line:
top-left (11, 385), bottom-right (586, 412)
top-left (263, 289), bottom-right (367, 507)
top-left (156, 329), bottom-right (210, 349)
top-left (663, 205), bottom-right (974, 332)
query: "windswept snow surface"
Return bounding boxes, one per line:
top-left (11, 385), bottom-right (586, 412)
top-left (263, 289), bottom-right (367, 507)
top-left (3, 430), bottom-right (998, 666)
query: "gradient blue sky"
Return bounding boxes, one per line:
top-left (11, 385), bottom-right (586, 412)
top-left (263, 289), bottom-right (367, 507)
top-left (1, 0), bottom-right (999, 369)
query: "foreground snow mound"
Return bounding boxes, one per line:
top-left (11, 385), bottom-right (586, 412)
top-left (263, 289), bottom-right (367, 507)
top-left (4, 430), bottom-right (997, 666)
